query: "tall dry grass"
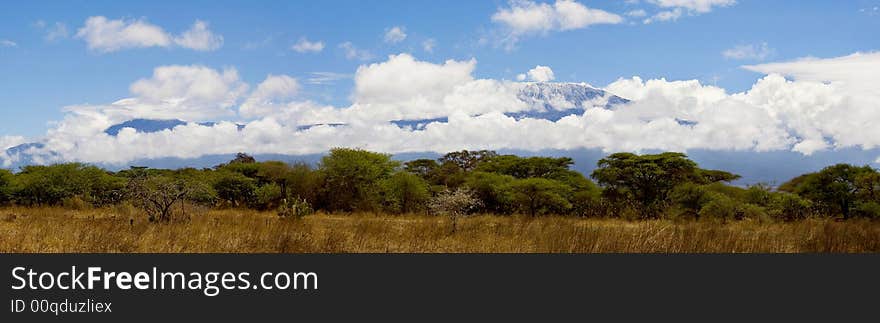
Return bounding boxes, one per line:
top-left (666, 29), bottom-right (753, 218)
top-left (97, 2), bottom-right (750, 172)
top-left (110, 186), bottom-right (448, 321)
top-left (1, 207), bottom-right (878, 253)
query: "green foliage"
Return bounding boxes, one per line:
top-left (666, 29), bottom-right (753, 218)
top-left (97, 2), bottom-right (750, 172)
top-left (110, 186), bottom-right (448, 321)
top-left (785, 164), bottom-right (878, 219)
top-left (381, 172), bottom-right (430, 214)
top-left (476, 155), bottom-right (574, 179)
top-left (213, 172), bottom-right (257, 207)
top-left (698, 194), bottom-right (740, 221)
top-left (12, 163), bottom-right (125, 207)
top-left (404, 159), bottom-right (439, 179)
top-left (319, 148), bottom-right (399, 212)
top-left (0, 169), bottom-right (14, 205)
top-left (464, 171), bottom-right (515, 214)
top-left (510, 177), bottom-right (572, 216)
top-left (853, 202), bottom-right (880, 219)
top-left (592, 152), bottom-right (696, 218)
top-left (671, 183), bottom-right (712, 218)
top-left (254, 183), bottom-right (284, 210)
top-left (286, 162), bottom-right (322, 206)
top-left (439, 150), bottom-right (497, 172)
top-left (769, 193), bottom-right (812, 221)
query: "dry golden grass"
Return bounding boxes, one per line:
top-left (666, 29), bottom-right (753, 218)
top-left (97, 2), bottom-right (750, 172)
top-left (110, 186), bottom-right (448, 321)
top-left (1, 206), bottom-right (879, 253)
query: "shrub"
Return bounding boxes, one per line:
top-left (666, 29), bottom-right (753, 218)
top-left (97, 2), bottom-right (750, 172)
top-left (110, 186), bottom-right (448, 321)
top-left (852, 202), bottom-right (880, 219)
top-left (277, 196), bottom-right (314, 218)
top-left (699, 194), bottom-right (739, 221)
top-left (671, 183), bottom-right (711, 218)
top-left (254, 183), bottom-right (283, 210)
top-left (769, 193), bottom-right (812, 221)
top-left (62, 196), bottom-right (89, 210)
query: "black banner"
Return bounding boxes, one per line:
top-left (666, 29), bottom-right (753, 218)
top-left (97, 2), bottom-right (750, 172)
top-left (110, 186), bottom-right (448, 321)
top-left (2, 254), bottom-right (878, 321)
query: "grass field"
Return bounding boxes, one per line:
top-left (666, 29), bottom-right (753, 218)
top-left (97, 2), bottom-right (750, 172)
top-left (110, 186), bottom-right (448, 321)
top-left (1, 207), bottom-right (879, 253)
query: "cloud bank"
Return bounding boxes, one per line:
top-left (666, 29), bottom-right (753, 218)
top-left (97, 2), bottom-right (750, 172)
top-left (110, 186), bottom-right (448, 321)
top-left (3, 51), bottom-right (880, 167)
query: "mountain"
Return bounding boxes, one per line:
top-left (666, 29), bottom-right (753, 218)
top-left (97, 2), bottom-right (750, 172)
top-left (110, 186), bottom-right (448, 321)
top-left (391, 82), bottom-right (630, 130)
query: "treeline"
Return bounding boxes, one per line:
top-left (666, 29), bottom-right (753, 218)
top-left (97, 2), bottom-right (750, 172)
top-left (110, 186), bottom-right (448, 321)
top-left (0, 149), bottom-right (878, 222)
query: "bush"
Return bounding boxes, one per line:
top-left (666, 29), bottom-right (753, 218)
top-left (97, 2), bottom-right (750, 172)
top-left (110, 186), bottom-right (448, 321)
top-left (671, 183), bottom-right (711, 218)
top-left (699, 194), bottom-right (739, 221)
top-left (769, 193), bottom-right (812, 221)
top-left (852, 202), bottom-right (880, 219)
top-left (744, 184), bottom-right (773, 207)
top-left (62, 196), bottom-right (89, 210)
top-left (278, 197), bottom-right (314, 218)
top-left (254, 183), bottom-right (283, 210)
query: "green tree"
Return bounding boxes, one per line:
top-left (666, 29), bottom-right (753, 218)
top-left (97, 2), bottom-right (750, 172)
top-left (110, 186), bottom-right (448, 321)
top-left (381, 172), bottom-right (430, 214)
top-left (213, 172), bottom-right (257, 207)
top-left (12, 163), bottom-right (124, 206)
top-left (510, 178), bottom-right (572, 217)
top-left (0, 169), bottom-right (13, 205)
top-left (591, 152), bottom-right (737, 218)
top-left (439, 150), bottom-right (497, 172)
top-left (464, 171), bottom-right (515, 214)
top-left (404, 159), bottom-right (439, 179)
top-left (784, 164), bottom-right (878, 219)
top-left (476, 155), bottom-right (574, 179)
top-left (319, 148), bottom-right (399, 212)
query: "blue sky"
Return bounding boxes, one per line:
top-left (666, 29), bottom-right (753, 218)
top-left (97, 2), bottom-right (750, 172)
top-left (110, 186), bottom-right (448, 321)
top-left (2, 0), bottom-right (878, 137)
top-left (1, 0), bottom-right (880, 169)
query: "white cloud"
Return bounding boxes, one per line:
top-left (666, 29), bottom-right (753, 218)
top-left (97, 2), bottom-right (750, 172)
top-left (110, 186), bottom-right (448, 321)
top-left (174, 20), bottom-right (223, 51)
top-left (648, 0), bottom-right (736, 13)
top-left (422, 38), bottom-right (436, 53)
top-left (339, 41), bottom-right (374, 61)
top-left (45, 22), bottom-right (69, 41)
top-left (240, 75), bottom-right (301, 118)
top-left (722, 42), bottom-right (774, 60)
top-left (63, 65), bottom-right (250, 123)
top-left (0, 40), bottom-right (16, 47)
top-left (292, 37), bottom-right (324, 53)
top-left (307, 72), bottom-right (351, 85)
top-left (643, 0), bottom-right (735, 23)
top-left (492, 0), bottom-right (622, 49)
top-left (643, 8), bottom-right (683, 23)
top-left (9, 51), bottom-right (880, 166)
top-left (76, 16), bottom-right (222, 52)
top-left (76, 16), bottom-right (172, 52)
top-left (384, 26), bottom-right (407, 44)
top-left (523, 65), bottom-right (555, 82)
top-left (626, 9), bottom-right (648, 17)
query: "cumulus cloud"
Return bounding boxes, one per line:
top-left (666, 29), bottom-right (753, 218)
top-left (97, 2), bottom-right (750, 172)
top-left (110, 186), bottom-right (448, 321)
top-left (292, 37), bottom-right (324, 53)
top-left (62, 65), bottom-right (248, 125)
top-left (174, 20), bottom-right (223, 51)
top-left (240, 75), bottom-right (301, 118)
top-left (6, 51), bottom-right (880, 167)
top-left (492, 0), bottom-right (622, 49)
top-left (75, 16), bottom-right (222, 52)
top-left (384, 26), bottom-right (407, 43)
top-left (722, 42), bottom-right (773, 60)
top-left (519, 65), bottom-right (555, 82)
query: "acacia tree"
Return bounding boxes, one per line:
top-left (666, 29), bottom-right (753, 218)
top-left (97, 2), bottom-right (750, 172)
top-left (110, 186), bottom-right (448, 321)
top-left (127, 173), bottom-right (206, 223)
top-left (788, 164), bottom-right (878, 219)
top-left (319, 148), bottom-right (399, 212)
top-left (381, 172), bottom-right (430, 214)
top-left (510, 178), bottom-right (572, 217)
top-left (591, 152), bottom-right (738, 218)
